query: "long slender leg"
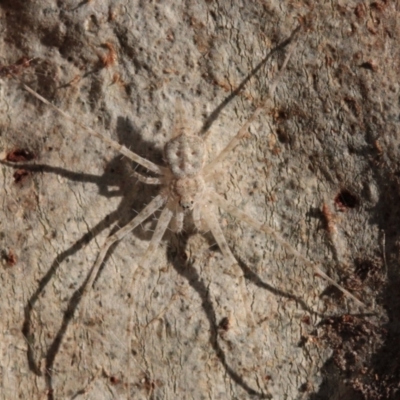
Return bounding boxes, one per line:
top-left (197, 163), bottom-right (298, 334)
top-left (79, 194), bottom-right (166, 317)
top-left (136, 204), bottom-right (173, 270)
top-left (130, 169), bottom-right (162, 185)
top-left (203, 31), bottom-right (298, 177)
top-left (193, 202), bottom-right (205, 231)
top-left (201, 203), bottom-right (255, 327)
top-left (208, 191), bottom-right (367, 309)
top-left (201, 205), bottom-right (238, 267)
top-left (170, 208), bottom-right (184, 233)
top-left (14, 77), bottom-right (166, 175)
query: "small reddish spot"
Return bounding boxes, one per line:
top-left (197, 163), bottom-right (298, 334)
top-left (13, 169), bottom-right (30, 184)
top-left (360, 61), bottom-right (378, 71)
top-left (0, 57), bottom-right (33, 77)
top-left (334, 189), bottom-right (359, 211)
top-left (218, 317), bottom-right (230, 331)
top-left (3, 249), bottom-right (17, 267)
top-left (110, 376), bottom-right (120, 385)
top-left (6, 149), bottom-right (35, 162)
top-left (273, 108), bottom-right (289, 123)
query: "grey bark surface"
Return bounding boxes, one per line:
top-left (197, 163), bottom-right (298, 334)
top-left (0, 1), bottom-right (398, 399)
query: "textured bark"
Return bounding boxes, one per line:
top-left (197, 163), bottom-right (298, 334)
top-left (0, 1), bottom-right (398, 399)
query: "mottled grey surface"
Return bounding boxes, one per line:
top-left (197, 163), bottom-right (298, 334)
top-left (0, 1), bottom-right (398, 399)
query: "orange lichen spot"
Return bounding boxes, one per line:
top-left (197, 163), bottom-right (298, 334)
top-left (68, 74), bottom-right (82, 86)
top-left (322, 202), bottom-right (337, 234)
top-left (100, 42), bottom-right (117, 68)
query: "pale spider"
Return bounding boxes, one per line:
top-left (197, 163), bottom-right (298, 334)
top-left (8, 42), bottom-right (364, 314)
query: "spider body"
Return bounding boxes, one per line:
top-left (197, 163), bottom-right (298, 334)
top-left (165, 132), bottom-right (207, 214)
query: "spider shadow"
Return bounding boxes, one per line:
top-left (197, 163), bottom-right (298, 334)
top-left (199, 25), bottom-right (300, 136)
top-left (167, 226), bottom-right (334, 399)
top-left (11, 116), bottom-right (163, 398)
top-left (167, 233), bottom-right (272, 399)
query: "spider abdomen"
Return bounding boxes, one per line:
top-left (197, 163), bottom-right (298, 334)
top-left (165, 133), bottom-right (205, 178)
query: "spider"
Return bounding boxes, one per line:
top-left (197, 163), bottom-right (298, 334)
top-left (4, 40), bottom-right (364, 317)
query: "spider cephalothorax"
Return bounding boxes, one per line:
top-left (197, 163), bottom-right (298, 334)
top-left (169, 175), bottom-right (205, 211)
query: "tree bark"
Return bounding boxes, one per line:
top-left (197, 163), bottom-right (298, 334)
top-left (0, 1), bottom-right (398, 399)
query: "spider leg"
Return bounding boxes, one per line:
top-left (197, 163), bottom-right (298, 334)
top-left (201, 204), bottom-right (238, 267)
top-left (136, 203), bottom-right (174, 270)
top-left (208, 191), bottom-right (367, 309)
top-left (200, 201), bottom-right (255, 327)
top-left (193, 202), bottom-right (206, 231)
top-left (15, 77), bottom-right (166, 175)
top-left (79, 194), bottom-right (166, 318)
top-left (170, 208), bottom-right (184, 233)
top-left (131, 169), bottom-right (162, 185)
top-left (203, 31), bottom-right (298, 177)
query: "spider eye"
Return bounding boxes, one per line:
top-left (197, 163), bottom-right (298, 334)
top-left (179, 200), bottom-right (194, 210)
